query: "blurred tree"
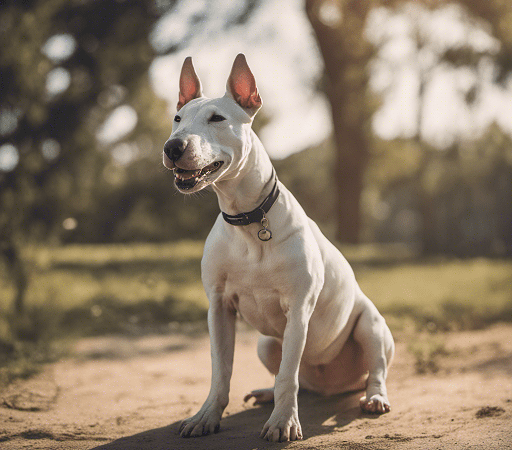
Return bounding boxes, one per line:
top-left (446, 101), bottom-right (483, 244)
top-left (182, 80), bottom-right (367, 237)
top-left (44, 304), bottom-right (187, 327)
top-left (305, 0), bottom-right (376, 244)
top-left (365, 0), bottom-right (512, 254)
top-left (367, 125), bottom-right (512, 255)
top-left (274, 138), bottom-right (336, 238)
top-left (458, 0), bottom-right (512, 83)
top-left (0, 0), bottom-right (169, 313)
top-left (305, 0), bottom-right (512, 249)
top-left (0, 0), bottom-right (269, 313)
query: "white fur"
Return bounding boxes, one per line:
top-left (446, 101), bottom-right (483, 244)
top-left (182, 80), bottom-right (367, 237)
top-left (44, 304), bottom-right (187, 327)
top-left (165, 54), bottom-right (394, 442)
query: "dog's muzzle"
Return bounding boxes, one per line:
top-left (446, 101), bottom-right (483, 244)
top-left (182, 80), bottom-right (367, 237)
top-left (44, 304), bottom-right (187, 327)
top-left (162, 138), bottom-right (224, 190)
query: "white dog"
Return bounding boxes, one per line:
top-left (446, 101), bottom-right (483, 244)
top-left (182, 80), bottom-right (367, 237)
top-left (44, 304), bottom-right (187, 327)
top-left (163, 54), bottom-right (394, 442)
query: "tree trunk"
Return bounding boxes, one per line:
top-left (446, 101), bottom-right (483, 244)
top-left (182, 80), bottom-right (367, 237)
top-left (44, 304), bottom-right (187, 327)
top-left (305, 0), bottom-right (374, 243)
top-left (1, 241), bottom-right (27, 315)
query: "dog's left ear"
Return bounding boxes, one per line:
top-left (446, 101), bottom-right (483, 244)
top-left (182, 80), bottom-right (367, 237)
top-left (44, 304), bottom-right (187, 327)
top-left (177, 56), bottom-right (203, 111)
top-left (226, 54), bottom-right (262, 117)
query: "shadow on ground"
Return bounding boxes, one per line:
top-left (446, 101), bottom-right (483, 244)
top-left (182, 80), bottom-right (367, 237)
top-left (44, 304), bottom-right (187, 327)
top-left (92, 390), bottom-right (368, 450)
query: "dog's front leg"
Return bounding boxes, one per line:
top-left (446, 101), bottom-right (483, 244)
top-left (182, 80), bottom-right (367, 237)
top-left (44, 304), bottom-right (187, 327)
top-left (261, 310), bottom-right (309, 442)
top-left (179, 297), bottom-right (236, 437)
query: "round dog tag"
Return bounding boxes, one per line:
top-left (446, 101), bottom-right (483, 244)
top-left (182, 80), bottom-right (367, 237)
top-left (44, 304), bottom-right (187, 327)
top-left (258, 228), bottom-right (272, 241)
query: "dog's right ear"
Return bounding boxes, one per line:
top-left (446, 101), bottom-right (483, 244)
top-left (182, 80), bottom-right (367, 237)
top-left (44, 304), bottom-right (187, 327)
top-left (177, 57), bottom-right (202, 111)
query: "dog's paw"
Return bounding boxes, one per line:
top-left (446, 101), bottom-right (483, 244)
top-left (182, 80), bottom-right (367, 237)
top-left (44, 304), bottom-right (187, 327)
top-left (260, 409), bottom-right (302, 442)
top-left (244, 388), bottom-right (274, 405)
top-left (360, 394), bottom-right (391, 414)
top-left (179, 408), bottom-right (222, 438)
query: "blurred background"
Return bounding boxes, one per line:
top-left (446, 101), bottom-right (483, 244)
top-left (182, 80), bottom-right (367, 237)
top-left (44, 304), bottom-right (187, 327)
top-left (0, 0), bottom-right (511, 382)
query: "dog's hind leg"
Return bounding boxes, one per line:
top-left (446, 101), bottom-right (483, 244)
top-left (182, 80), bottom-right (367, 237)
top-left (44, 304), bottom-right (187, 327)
top-left (244, 335), bottom-right (281, 404)
top-left (353, 294), bottom-right (394, 414)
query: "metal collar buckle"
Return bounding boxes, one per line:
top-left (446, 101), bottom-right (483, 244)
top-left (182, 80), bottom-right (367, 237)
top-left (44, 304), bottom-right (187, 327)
top-left (257, 211), bottom-right (272, 241)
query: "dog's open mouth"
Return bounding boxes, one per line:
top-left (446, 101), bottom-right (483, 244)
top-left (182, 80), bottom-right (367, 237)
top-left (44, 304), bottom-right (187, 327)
top-left (174, 161), bottom-right (223, 190)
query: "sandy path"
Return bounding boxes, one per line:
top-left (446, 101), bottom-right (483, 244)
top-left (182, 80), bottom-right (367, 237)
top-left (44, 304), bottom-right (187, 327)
top-left (1, 324), bottom-right (511, 449)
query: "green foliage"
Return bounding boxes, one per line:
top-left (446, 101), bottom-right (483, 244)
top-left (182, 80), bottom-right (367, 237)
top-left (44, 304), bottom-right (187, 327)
top-left (363, 125), bottom-right (512, 254)
top-left (274, 139), bottom-right (336, 238)
top-left (363, 1), bottom-right (512, 254)
top-left (367, 139), bottom-right (424, 189)
top-left (0, 0), bottom-right (172, 243)
top-left (459, 0), bottom-right (512, 83)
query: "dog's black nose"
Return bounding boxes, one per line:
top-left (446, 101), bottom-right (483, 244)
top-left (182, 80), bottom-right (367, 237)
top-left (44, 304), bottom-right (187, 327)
top-left (163, 138), bottom-right (186, 162)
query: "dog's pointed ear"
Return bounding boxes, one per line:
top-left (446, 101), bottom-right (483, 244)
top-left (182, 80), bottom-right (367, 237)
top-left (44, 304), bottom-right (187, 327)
top-left (226, 54), bottom-right (262, 117)
top-left (177, 57), bottom-right (202, 111)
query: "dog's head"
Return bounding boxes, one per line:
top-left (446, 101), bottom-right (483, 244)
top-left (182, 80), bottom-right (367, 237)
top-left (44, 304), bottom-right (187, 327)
top-left (163, 54), bottom-right (262, 193)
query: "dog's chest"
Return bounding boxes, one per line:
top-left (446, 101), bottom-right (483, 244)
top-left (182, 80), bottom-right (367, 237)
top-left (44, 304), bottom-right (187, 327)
top-left (211, 246), bottom-right (290, 336)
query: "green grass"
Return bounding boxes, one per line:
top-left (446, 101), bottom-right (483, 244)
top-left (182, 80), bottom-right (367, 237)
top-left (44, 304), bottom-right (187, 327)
top-left (1, 242), bottom-right (511, 334)
top-left (1, 241), bottom-right (209, 338)
top-left (354, 258), bottom-right (512, 331)
top-left (0, 241), bottom-right (208, 386)
top-left (1, 241), bottom-right (511, 384)
top-left (17, 240), bottom-right (207, 310)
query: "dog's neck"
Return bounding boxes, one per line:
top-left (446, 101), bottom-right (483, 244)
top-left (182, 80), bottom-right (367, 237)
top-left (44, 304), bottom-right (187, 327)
top-left (212, 131), bottom-right (274, 217)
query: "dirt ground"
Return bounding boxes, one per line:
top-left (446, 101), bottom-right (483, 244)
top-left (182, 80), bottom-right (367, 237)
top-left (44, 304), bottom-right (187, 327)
top-left (1, 323), bottom-right (511, 450)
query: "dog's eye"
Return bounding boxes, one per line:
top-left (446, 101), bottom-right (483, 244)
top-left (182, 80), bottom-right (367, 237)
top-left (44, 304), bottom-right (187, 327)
top-left (209, 114), bottom-right (226, 123)
top-left (174, 115), bottom-right (181, 123)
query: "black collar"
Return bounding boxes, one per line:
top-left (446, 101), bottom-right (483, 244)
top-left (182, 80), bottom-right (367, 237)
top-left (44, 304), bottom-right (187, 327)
top-left (221, 170), bottom-right (280, 226)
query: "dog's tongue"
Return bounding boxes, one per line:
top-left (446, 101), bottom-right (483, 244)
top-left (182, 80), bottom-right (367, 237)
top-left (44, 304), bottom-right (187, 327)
top-left (175, 168), bottom-right (201, 180)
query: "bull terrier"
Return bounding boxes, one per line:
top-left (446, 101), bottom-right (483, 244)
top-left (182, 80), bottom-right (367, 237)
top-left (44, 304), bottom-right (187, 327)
top-left (162, 54), bottom-right (394, 442)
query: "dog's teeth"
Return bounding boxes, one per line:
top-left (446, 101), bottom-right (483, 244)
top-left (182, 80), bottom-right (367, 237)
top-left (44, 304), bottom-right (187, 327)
top-left (174, 162), bottom-right (222, 186)
top-left (175, 169), bottom-right (201, 180)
